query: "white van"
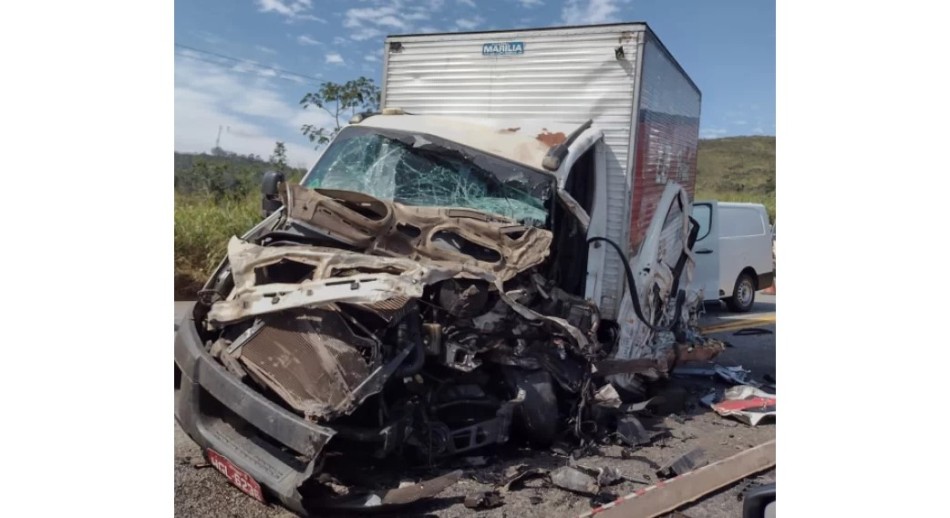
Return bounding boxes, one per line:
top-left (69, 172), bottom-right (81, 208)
top-left (690, 201), bottom-right (774, 312)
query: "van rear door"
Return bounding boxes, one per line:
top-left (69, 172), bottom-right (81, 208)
top-left (690, 201), bottom-right (720, 300)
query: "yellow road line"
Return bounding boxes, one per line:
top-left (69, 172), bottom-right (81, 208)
top-left (701, 313), bottom-right (776, 334)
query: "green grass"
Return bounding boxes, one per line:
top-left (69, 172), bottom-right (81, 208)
top-left (695, 136), bottom-right (776, 222)
top-left (174, 193), bottom-right (261, 298)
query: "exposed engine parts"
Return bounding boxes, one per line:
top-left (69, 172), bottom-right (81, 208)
top-left (194, 185), bottom-right (710, 470)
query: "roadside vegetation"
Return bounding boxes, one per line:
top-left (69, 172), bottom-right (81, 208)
top-left (174, 145), bottom-right (305, 298)
top-left (695, 136), bottom-right (776, 222)
top-left (174, 135), bottom-right (776, 299)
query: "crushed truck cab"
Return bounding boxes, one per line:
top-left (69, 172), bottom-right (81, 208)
top-left (175, 22), bottom-right (713, 514)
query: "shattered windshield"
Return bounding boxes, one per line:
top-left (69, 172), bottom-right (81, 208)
top-left (302, 126), bottom-right (554, 226)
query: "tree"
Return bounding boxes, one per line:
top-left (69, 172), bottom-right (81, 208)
top-left (300, 77), bottom-right (381, 146)
top-left (269, 141), bottom-right (288, 173)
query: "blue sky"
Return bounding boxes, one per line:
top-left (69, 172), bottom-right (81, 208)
top-left (175, 0), bottom-right (775, 167)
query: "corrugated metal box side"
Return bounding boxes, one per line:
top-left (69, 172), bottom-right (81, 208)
top-left (381, 24), bottom-right (648, 318)
top-left (628, 29), bottom-right (702, 253)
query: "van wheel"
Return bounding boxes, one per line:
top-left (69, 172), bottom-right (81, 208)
top-left (726, 273), bottom-right (756, 312)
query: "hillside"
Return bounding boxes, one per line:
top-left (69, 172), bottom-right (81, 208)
top-left (696, 136), bottom-right (775, 221)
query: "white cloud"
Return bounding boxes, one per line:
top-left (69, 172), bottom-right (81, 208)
top-left (325, 52), bottom-right (345, 64)
top-left (256, 0), bottom-right (307, 17)
top-left (175, 55), bottom-right (332, 167)
top-left (455, 15), bottom-right (484, 30)
top-left (333, 36), bottom-right (348, 45)
top-left (344, 0), bottom-right (445, 40)
top-left (296, 34), bottom-right (321, 46)
top-left (365, 54), bottom-right (379, 62)
top-left (350, 27), bottom-right (384, 41)
top-left (346, 7), bottom-right (409, 31)
top-left (457, 0), bottom-right (476, 7)
top-left (256, 0), bottom-right (326, 22)
top-left (519, 0), bottom-right (544, 6)
top-left (256, 45), bottom-right (278, 54)
top-left (561, 0), bottom-right (620, 25)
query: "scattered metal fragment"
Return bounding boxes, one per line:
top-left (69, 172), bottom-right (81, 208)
top-left (595, 466), bottom-right (624, 487)
top-left (500, 466), bottom-right (550, 492)
top-left (550, 466), bottom-right (600, 495)
top-left (312, 470), bottom-right (462, 510)
top-left (656, 448), bottom-right (708, 479)
top-left (617, 397), bottom-right (657, 414)
top-left (707, 386), bottom-right (776, 426)
top-left (616, 416), bottom-right (655, 447)
top-left (464, 490), bottom-right (504, 510)
top-left (594, 384), bottom-right (623, 408)
top-left (579, 440), bottom-right (776, 518)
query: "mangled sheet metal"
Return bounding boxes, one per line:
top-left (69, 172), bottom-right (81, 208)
top-left (184, 165), bottom-right (723, 518)
top-left (210, 237), bottom-right (479, 325)
top-left (209, 185), bottom-right (555, 326)
top-left (606, 186), bottom-right (713, 394)
top-left (228, 309), bottom-right (373, 421)
top-left (285, 184), bottom-right (552, 282)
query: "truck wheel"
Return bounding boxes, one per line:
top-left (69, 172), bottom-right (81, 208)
top-left (504, 368), bottom-right (558, 446)
top-left (726, 273), bottom-right (756, 312)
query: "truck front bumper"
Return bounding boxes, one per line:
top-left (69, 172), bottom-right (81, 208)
top-left (174, 302), bottom-right (335, 515)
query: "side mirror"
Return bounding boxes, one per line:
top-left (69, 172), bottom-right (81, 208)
top-left (261, 170), bottom-right (285, 217)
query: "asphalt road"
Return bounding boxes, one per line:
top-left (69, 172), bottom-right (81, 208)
top-left (174, 294), bottom-right (776, 517)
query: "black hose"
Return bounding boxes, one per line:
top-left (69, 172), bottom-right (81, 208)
top-left (393, 307), bottom-right (425, 378)
top-left (587, 236), bottom-right (676, 333)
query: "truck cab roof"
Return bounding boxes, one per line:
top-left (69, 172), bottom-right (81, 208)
top-left (355, 112), bottom-right (602, 178)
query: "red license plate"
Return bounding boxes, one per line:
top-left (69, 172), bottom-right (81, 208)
top-left (207, 449), bottom-right (264, 502)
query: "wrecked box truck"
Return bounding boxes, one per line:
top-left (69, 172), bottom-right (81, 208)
top-left (175, 22), bottom-right (713, 514)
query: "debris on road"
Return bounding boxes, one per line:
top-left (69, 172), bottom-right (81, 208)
top-left (656, 448), bottom-right (708, 479)
top-left (578, 440), bottom-right (776, 518)
top-left (616, 415), bottom-right (656, 447)
top-left (551, 466), bottom-right (600, 495)
top-left (312, 470), bottom-right (463, 510)
top-left (705, 386), bottom-right (776, 426)
top-left (500, 465), bottom-right (550, 492)
top-left (464, 490), bottom-right (505, 510)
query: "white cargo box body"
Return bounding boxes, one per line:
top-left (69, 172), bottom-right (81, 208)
top-left (381, 23), bottom-right (701, 319)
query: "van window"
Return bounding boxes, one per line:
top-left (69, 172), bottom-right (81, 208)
top-left (691, 203), bottom-right (712, 241)
top-left (719, 206), bottom-right (765, 238)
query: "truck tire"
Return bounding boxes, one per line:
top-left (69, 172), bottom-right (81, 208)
top-left (504, 368), bottom-right (558, 446)
top-left (726, 273), bottom-right (756, 312)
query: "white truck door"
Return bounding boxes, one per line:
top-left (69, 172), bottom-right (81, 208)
top-left (690, 201), bottom-right (719, 301)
